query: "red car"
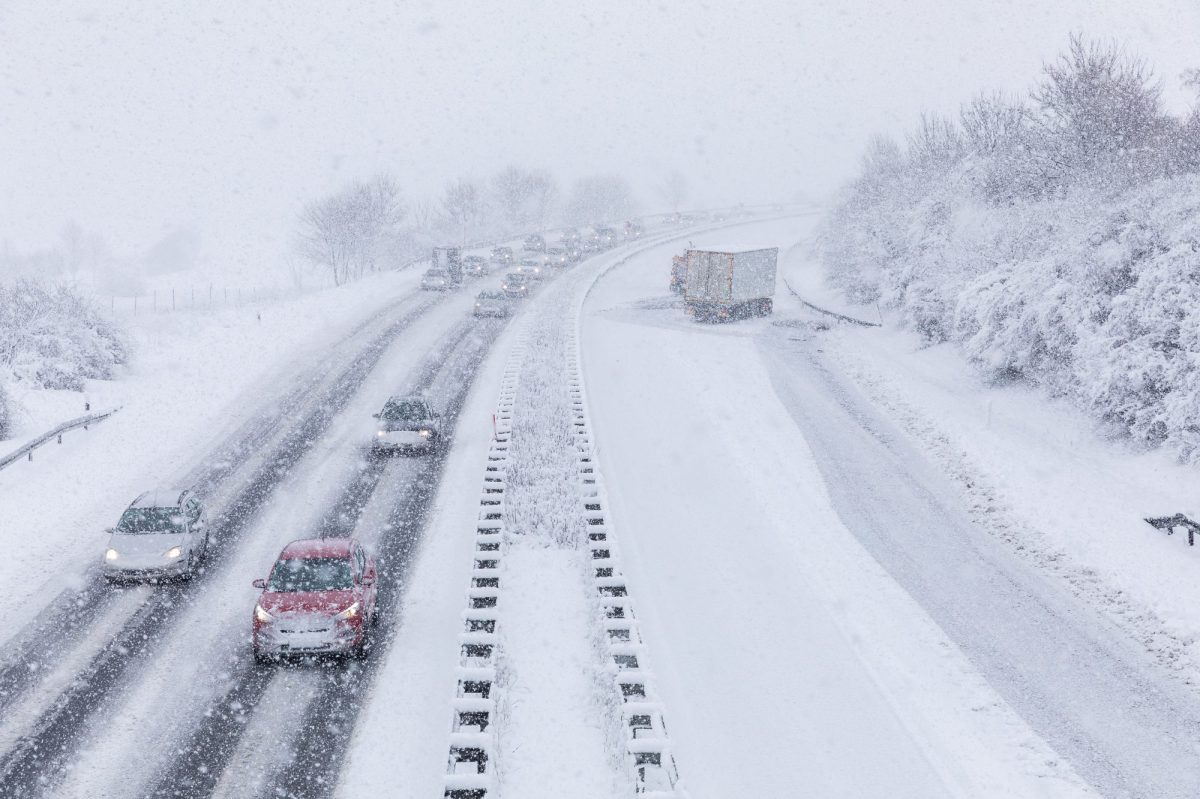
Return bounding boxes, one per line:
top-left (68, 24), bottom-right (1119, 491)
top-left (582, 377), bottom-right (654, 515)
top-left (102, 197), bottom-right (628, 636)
top-left (251, 538), bottom-right (378, 662)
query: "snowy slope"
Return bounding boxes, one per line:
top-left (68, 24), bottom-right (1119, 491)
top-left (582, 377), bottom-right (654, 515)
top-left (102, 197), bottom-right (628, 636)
top-left (781, 242), bottom-right (1200, 685)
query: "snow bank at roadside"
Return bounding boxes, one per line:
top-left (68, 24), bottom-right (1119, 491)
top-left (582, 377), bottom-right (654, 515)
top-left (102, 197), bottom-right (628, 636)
top-left (812, 309), bottom-right (1200, 682)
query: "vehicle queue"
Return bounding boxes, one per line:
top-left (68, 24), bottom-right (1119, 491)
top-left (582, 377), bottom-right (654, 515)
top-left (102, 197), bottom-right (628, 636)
top-left (99, 220), bottom-right (643, 665)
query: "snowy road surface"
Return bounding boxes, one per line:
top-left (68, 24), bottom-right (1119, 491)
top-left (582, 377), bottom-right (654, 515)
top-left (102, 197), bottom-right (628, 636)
top-left (582, 217), bottom-right (1105, 798)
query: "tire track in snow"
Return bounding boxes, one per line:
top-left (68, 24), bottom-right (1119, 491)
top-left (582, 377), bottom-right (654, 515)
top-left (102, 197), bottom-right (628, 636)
top-left (136, 319), bottom-right (486, 798)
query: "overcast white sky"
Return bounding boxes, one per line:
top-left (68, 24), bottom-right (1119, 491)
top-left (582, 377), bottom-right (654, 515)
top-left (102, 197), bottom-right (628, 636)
top-left (1, 0), bottom-right (1196, 273)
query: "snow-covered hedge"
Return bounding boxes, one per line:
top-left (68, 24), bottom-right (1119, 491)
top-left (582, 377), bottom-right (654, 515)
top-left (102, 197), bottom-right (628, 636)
top-left (819, 38), bottom-right (1200, 460)
top-left (0, 278), bottom-right (129, 394)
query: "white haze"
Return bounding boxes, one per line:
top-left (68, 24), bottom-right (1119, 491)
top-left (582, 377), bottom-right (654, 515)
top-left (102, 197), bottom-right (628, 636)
top-left (1, 0), bottom-right (1196, 273)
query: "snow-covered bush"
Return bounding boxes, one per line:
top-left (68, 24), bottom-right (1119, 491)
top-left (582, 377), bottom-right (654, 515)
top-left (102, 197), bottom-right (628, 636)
top-left (819, 36), bottom-right (1200, 460)
top-left (0, 278), bottom-right (129, 393)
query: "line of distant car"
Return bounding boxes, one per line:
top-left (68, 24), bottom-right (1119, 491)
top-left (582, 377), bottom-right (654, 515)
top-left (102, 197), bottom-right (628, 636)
top-left (420, 221), bottom-right (646, 319)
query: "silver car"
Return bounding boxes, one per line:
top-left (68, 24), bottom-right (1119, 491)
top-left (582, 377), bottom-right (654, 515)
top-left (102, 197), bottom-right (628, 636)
top-left (463, 255), bottom-right (489, 278)
top-left (103, 489), bottom-right (210, 580)
top-left (474, 291), bottom-right (511, 318)
top-left (516, 257), bottom-right (545, 281)
top-left (372, 396), bottom-right (442, 452)
top-left (421, 268), bottom-right (453, 291)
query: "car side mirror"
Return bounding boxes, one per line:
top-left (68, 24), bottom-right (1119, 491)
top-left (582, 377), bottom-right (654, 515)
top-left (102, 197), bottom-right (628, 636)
top-left (371, 412), bottom-right (380, 419)
top-left (252, 578), bottom-right (266, 589)
top-left (104, 527), bottom-right (114, 535)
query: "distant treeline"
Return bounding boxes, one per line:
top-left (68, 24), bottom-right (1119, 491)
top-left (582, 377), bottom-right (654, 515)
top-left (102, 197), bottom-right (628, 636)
top-left (294, 167), bottom-right (643, 286)
top-left (820, 36), bottom-right (1200, 460)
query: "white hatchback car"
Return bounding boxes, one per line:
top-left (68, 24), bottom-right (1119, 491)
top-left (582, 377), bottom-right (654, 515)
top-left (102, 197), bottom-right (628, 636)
top-left (103, 489), bottom-right (210, 581)
top-left (372, 396), bottom-right (442, 453)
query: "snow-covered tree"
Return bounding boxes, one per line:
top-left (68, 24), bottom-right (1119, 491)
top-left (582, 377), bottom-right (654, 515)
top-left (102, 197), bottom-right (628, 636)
top-left (1032, 35), bottom-right (1170, 192)
top-left (0, 278), bottom-right (129, 393)
top-left (819, 36), bottom-right (1200, 461)
top-left (298, 174), bottom-right (405, 285)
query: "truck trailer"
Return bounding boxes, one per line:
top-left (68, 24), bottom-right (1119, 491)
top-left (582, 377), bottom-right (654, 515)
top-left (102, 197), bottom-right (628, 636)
top-left (431, 247), bottom-right (463, 286)
top-left (683, 248), bottom-right (778, 321)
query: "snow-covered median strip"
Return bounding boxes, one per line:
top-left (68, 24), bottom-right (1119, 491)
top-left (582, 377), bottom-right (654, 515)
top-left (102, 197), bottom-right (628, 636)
top-left (442, 243), bottom-right (692, 797)
top-left (564, 305), bottom-right (683, 795)
top-left (442, 329), bottom-right (525, 799)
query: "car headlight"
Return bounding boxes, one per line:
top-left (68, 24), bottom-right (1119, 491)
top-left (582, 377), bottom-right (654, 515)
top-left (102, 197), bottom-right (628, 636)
top-left (105, 548), bottom-right (119, 561)
top-left (335, 601), bottom-right (360, 620)
top-left (418, 429), bottom-right (432, 438)
top-left (255, 604), bottom-right (273, 623)
top-left (377, 430), bottom-right (386, 437)
top-left (164, 546), bottom-right (183, 559)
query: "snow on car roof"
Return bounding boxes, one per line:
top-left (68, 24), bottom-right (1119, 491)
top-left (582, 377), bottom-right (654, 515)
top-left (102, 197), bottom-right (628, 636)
top-left (130, 488), bottom-right (188, 508)
top-left (279, 538), bottom-right (355, 559)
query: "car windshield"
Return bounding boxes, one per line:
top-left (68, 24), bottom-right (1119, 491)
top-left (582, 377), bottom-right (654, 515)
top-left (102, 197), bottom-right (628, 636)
top-left (116, 508), bottom-right (185, 534)
top-left (267, 557), bottom-right (353, 592)
top-left (381, 400), bottom-right (428, 421)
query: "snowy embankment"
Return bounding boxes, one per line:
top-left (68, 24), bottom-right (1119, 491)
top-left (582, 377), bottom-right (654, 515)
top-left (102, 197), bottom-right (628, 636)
top-left (0, 268), bottom-right (420, 627)
top-left (582, 216), bottom-right (1096, 798)
top-left (785, 237), bottom-right (1200, 681)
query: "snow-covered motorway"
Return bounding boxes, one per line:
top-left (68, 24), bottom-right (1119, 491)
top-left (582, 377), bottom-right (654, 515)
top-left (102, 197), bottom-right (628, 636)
top-left (0, 221), bottom-right (759, 798)
top-left (2, 214), bottom-right (1196, 799)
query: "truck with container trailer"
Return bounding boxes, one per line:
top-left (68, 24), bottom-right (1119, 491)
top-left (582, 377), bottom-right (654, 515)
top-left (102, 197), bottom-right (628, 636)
top-left (683, 247), bottom-right (778, 321)
top-left (431, 246), bottom-right (463, 286)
